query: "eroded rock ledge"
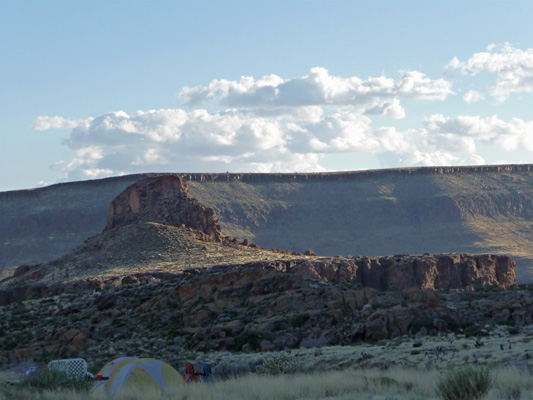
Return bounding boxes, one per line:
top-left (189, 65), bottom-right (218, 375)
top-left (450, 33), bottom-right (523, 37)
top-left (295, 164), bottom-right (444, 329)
top-left (0, 253), bottom-right (515, 306)
top-left (106, 175), bottom-right (222, 242)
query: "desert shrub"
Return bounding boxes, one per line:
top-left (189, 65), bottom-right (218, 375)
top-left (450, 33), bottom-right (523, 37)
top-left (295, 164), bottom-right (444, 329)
top-left (474, 284), bottom-right (503, 293)
top-left (258, 354), bottom-right (298, 375)
top-left (370, 375), bottom-right (400, 388)
top-left (508, 325), bottom-right (520, 335)
top-left (436, 365), bottom-right (493, 400)
top-left (291, 313), bottom-right (310, 328)
top-left (234, 330), bottom-right (260, 351)
top-left (411, 317), bottom-right (434, 333)
top-left (212, 359), bottom-right (252, 379)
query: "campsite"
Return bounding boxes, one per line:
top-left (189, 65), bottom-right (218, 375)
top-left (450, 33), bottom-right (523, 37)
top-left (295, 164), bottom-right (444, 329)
top-left (3, 327), bottom-right (533, 399)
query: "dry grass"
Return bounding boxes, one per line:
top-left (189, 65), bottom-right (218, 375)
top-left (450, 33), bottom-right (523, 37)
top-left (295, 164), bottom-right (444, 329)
top-left (18, 222), bottom-right (315, 285)
top-left (465, 215), bottom-right (533, 259)
top-left (4, 366), bottom-right (533, 400)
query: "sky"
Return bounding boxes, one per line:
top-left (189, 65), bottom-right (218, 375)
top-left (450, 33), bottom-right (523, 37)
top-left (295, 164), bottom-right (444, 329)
top-left (1, 0), bottom-right (533, 191)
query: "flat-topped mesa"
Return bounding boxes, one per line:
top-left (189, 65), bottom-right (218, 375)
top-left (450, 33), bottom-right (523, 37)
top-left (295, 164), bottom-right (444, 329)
top-left (106, 175), bottom-right (222, 242)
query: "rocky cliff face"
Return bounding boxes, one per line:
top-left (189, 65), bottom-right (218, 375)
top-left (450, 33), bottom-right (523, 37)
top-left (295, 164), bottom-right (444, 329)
top-left (0, 253), bottom-right (516, 307)
top-left (0, 256), bottom-right (523, 364)
top-left (0, 175), bottom-right (517, 307)
top-left (355, 253), bottom-right (516, 291)
top-left (0, 173), bottom-right (520, 363)
top-left (195, 253), bottom-right (516, 295)
top-left (106, 175), bottom-right (222, 242)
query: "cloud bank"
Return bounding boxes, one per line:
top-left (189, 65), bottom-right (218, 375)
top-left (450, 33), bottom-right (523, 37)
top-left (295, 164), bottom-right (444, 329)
top-left (180, 67), bottom-right (452, 114)
top-left (449, 43), bottom-right (533, 102)
top-left (34, 49), bottom-right (533, 181)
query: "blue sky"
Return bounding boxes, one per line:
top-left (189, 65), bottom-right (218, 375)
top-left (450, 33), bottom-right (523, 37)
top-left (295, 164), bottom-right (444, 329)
top-left (1, 0), bottom-right (533, 191)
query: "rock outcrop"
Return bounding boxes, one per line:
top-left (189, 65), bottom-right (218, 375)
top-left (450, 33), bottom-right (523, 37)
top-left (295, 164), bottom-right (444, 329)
top-left (359, 253), bottom-right (516, 291)
top-left (106, 175), bottom-right (222, 242)
top-left (0, 253), bottom-right (515, 307)
top-left (1, 255), bottom-right (523, 364)
top-left (0, 174), bottom-right (525, 366)
top-left (287, 253), bottom-right (516, 291)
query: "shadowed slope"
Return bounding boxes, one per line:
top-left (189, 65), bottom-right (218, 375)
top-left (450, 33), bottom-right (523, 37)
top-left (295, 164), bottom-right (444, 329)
top-left (1, 165), bottom-right (532, 281)
top-left (186, 167), bottom-right (533, 281)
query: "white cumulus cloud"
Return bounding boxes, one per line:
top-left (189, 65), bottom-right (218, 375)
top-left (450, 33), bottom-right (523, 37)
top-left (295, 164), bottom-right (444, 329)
top-left (463, 90), bottom-right (485, 104)
top-left (425, 114), bottom-right (533, 152)
top-left (448, 43), bottom-right (533, 101)
top-left (180, 67), bottom-right (452, 117)
top-left (31, 116), bottom-right (91, 131)
top-left (33, 57), bottom-right (533, 182)
top-left (38, 105), bottom-right (533, 181)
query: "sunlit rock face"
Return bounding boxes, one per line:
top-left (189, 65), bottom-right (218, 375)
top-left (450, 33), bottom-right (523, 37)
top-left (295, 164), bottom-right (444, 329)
top-left (106, 175), bottom-right (222, 242)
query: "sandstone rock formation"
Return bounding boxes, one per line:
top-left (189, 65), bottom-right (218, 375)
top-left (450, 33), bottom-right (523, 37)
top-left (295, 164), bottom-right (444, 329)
top-left (0, 253), bottom-right (515, 307)
top-left (106, 175), bottom-right (222, 242)
top-left (0, 173), bottom-right (526, 366)
top-left (288, 253), bottom-right (516, 291)
top-left (0, 250), bottom-right (520, 363)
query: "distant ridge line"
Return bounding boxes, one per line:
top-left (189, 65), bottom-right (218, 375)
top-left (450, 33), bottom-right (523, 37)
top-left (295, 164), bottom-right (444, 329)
top-left (179, 163), bottom-right (533, 183)
top-left (1, 164), bottom-right (532, 197)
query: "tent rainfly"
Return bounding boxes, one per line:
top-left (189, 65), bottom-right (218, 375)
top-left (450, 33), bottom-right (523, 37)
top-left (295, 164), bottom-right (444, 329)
top-left (91, 357), bottom-right (182, 396)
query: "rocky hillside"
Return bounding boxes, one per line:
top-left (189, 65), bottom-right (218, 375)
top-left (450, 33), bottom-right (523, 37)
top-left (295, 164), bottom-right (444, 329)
top-left (1, 164), bottom-right (532, 281)
top-left (0, 174), bottom-right (522, 368)
top-left (1, 175), bottom-right (515, 296)
top-left (185, 165), bottom-right (533, 282)
top-left (0, 255), bottom-right (527, 369)
top-left (0, 174), bottom-right (152, 277)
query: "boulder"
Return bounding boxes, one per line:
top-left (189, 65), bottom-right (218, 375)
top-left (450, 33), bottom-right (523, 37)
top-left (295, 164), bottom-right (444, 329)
top-left (72, 333), bottom-right (87, 351)
top-left (364, 318), bottom-right (388, 341)
top-left (318, 328), bottom-right (341, 346)
top-left (273, 333), bottom-right (299, 350)
top-left (433, 318), bottom-right (448, 333)
top-left (260, 340), bottom-right (276, 352)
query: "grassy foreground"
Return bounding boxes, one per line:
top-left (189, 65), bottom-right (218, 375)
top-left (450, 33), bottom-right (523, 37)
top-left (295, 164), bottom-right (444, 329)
top-left (2, 366), bottom-right (533, 400)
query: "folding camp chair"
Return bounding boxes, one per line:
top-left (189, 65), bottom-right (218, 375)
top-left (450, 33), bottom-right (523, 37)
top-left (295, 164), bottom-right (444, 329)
top-left (48, 358), bottom-right (88, 379)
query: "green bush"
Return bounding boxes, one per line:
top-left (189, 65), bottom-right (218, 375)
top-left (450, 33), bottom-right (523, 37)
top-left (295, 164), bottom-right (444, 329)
top-left (235, 330), bottom-right (260, 351)
top-left (508, 325), bottom-right (520, 335)
top-left (291, 313), bottom-right (310, 328)
top-left (474, 284), bottom-right (503, 293)
top-left (464, 324), bottom-right (488, 338)
top-left (258, 354), bottom-right (298, 375)
top-left (411, 317), bottom-right (434, 333)
top-left (436, 365), bottom-right (493, 400)
top-left (446, 319), bottom-right (487, 337)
